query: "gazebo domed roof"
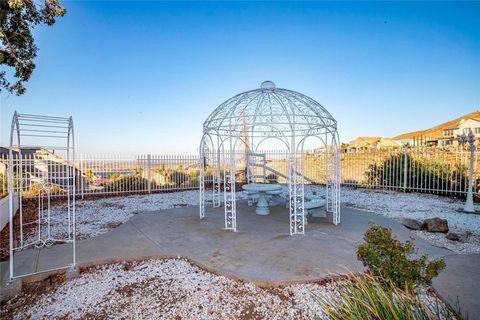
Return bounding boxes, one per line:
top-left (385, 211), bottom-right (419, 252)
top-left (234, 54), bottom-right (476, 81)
top-left (203, 81), bottom-right (337, 138)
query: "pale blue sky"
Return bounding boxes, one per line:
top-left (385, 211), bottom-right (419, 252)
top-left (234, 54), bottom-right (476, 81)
top-left (1, 1), bottom-right (479, 153)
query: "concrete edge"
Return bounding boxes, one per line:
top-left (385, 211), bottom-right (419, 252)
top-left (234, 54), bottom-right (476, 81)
top-left (429, 284), bottom-right (465, 319)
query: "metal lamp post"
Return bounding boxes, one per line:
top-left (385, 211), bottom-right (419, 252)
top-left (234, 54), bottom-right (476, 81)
top-left (458, 129), bottom-right (476, 213)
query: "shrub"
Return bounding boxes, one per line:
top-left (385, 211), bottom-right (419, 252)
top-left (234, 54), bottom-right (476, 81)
top-left (84, 169), bottom-right (95, 182)
top-left (266, 173), bottom-right (278, 183)
top-left (168, 171), bottom-right (188, 186)
top-left (0, 172), bottom-right (8, 197)
top-left (365, 153), bottom-right (474, 196)
top-left (108, 172), bottom-right (124, 180)
top-left (317, 273), bottom-right (455, 320)
top-left (357, 222), bottom-right (445, 291)
top-left (103, 175), bottom-right (157, 192)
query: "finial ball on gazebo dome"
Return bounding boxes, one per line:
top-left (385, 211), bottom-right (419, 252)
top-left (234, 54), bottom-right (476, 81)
top-left (260, 80), bottom-right (276, 92)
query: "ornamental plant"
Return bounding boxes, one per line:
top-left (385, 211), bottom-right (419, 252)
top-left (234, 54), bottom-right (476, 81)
top-left (317, 273), bottom-right (455, 320)
top-left (357, 222), bottom-right (446, 291)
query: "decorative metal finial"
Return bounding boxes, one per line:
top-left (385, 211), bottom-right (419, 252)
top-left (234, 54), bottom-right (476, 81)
top-left (260, 80), bottom-right (276, 92)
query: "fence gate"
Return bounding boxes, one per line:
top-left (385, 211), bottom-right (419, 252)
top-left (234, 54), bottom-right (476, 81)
top-left (8, 112), bottom-right (76, 280)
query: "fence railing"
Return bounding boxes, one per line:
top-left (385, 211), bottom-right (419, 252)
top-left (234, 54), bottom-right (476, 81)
top-left (0, 147), bottom-right (477, 199)
top-left (340, 148), bottom-right (475, 195)
top-left (78, 154), bottom-right (200, 196)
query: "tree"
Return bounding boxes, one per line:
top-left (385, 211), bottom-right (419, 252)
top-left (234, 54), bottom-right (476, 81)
top-left (340, 142), bottom-right (349, 150)
top-left (0, 0), bottom-right (66, 95)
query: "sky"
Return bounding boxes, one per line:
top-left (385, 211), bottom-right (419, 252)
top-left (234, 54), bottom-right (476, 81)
top-left (0, 1), bottom-right (479, 154)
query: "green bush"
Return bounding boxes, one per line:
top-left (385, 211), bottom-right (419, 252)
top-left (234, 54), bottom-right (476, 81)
top-left (317, 272), bottom-right (455, 320)
top-left (357, 223), bottom-right (445, 291)
top-left (168, 171), bottom-right (189, 186)
top-left (104, 175), bottom-right (157, 192)
top-left (108, 172), bottom-right (125, 180)
top-left (266, 173), bottom-right (278, 183)
top-left (0, 172), bottom-right (7, 197)
top-left (366, 153), bottom-right (473, 195)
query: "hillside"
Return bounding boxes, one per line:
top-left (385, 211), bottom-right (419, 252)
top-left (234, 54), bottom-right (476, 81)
top-left (392, 111), bottom-right (480, 140)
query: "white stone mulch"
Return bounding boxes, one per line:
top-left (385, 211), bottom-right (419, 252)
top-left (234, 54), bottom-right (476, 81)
top-left (3, 259), bottom-right (451, 320)
top-left (311, 186), bottom-right (480, 255)
top-left (411, 231), bottom-right (480, 255)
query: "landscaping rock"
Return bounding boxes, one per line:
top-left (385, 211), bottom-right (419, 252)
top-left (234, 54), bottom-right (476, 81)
top-left (401, 218), bottom-right (424, 230)
top-left (424, 217), bottom-right (449, 233)
top-left (446, 232), bottom-right (460, 241)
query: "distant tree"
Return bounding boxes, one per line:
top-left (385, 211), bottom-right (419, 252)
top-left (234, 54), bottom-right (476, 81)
top-left (84, 169), bottom-right (94, 182)
top-left (340, 143), bottom-right (349, 150)
top-left (109, 172), bottom-right (124, 181)
top-left (0, 0), bottom-right (66, 95)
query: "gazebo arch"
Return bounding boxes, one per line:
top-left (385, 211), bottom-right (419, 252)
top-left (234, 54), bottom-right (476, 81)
top-left (8, 112), bottom-right (76, 279)
top-left (199, 81), bottom-right (340, 235)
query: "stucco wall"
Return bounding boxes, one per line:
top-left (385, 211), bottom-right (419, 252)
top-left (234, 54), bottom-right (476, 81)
top-left (0, 194), bottom-right (17, 231)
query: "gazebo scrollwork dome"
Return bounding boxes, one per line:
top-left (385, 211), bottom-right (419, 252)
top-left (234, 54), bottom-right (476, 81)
top-left (203, 81), bottom-right (337, 140)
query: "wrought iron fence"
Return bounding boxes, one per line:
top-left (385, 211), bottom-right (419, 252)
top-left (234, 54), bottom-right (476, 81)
top-left (0, 147), bottom-right (476, 199)
top-left (78, 154), bottom-right (200, 196)
top-left (340, 148), bottom-right (475, 195)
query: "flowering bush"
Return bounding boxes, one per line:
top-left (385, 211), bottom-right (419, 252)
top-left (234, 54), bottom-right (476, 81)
top-left (357, 222), bottom-right (445, 291)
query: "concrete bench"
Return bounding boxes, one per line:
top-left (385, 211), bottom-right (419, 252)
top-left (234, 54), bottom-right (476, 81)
top-left (243, 190), bottom-right (259, 206)
top-left (266, 189), bottom-right (283, 206)
top-left (304, 197), bottom-right (326, 218)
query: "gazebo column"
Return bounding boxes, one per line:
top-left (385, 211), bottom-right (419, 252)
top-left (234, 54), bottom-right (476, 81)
top-left (289, 140), bottom-right (305, 235)
top-left (212, 138), bottom-right (221, 208)
top-left (224, 138), bottom-right (236, 231)
top-left (199, 139), bottom-right (206, 219)
top-left (325, 133), bottom-right (341, 225)
top-left (332, 135), bottom-right (341, 225)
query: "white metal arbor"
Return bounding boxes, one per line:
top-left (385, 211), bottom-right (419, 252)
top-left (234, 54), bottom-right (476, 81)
top-left (199, 81), bottom-right (340, 235)
top-left (8, 112), bottom-right (76, 279)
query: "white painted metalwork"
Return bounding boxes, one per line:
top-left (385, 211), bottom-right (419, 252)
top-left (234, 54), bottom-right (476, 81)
top-left (340, 147), bottom-right (475, 195)
top-left (199, 81), bottom-right (341, 234)
top-left (1, 147), bottom-right (475, 204)
top-left (8, 112), bottom-right (76, 280)
top-left (247, 152), bottom-right (266, 184)
top-left (458, 130), bottom-right (476, 213)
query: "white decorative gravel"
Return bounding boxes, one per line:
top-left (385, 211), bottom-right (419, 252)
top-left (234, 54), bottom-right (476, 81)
top-left (310, 187), bottom-right (480, 254)
top-left (3, 259), bottom-right (450, 320)
top-left (411, 231), bottom-right (480, 255)
top-left (9, 259), bottom-right (334, 320)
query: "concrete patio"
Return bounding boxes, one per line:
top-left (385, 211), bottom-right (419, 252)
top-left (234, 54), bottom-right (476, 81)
top-left (1, 202), bottom-right (478, 318)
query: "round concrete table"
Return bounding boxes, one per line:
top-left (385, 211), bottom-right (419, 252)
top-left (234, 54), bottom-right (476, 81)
top-left (242, 183), bottom-right (282, 215)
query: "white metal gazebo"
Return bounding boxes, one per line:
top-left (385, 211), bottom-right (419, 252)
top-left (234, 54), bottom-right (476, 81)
top-left (199, 81), bottom-right (340, 235)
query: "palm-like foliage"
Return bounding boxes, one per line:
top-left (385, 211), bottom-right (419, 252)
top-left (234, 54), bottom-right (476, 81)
top-left (317, 273), bottom-right (456, 320)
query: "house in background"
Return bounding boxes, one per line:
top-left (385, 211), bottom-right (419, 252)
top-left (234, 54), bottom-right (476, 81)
top-left (438, 118), bottom-right (480, 147)
top-left (0, 147), bottom-right (86, 189)
top-left (393, 111), bottom-right (480, 147)
top-left (349, 137), bottom-right (400, 150)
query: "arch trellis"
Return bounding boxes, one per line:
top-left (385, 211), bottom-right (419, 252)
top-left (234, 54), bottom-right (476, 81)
top-left (199, 81), bottom-right (340, 235)
top-left (8, 112), bottom-right (76, 280)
